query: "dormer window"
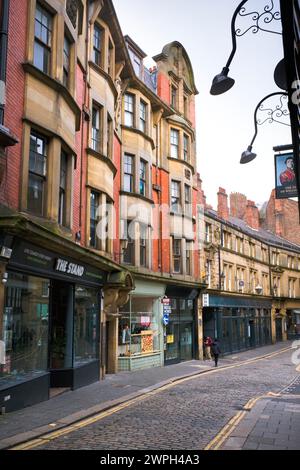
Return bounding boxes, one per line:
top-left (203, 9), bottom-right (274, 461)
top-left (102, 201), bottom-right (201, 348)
top-left (129, 48), bottom-right (141, 77)
top-left (171, 85), bottom-right (177, 109)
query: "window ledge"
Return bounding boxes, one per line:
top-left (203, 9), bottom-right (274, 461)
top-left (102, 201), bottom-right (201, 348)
top-left (22, 62), bottom-right (81, 131)
top-left (120, 191), bottom-right (154, 205)
top-left (86, 147), bottom-right (117, 177)
top-left (88, 61), bottom-right (117, 99)
top-left (167, 156), bottom-right (195, 175)
top-left (121, 125), bottom-right (155, 150)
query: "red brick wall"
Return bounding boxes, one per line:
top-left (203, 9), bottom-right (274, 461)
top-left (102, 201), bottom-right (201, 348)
top-left (217, 187), bottom-right (229, 220)
top-left (157, 72), bottom-right (170, 105)
top-left (193, 186), bottom-right (199, 279)
top-left (263, 190), bottom-right (300, 245)
top-left (0, 0), bottom-right (27, 209)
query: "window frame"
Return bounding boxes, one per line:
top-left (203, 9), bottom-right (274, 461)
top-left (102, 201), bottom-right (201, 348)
top-left (173, 238), bottom-right (182, 274)
top-left (34, 3), bottom-right (52, 75)
top-left (58, 150), bottom-right (68, 226)
top-left (139, 159), bottom-right (147, 197)
top-left (139, 100), bottom-right (147, 134)
top-left (170, 128), bottom-right (179, 159)
top-left (123, 153), bottom-right (134, 193)
top-left (28, 131), bottom-right (48, 216)
top-left (93, 23), bottom-right (103, 67)
top-left (171, 180), bottom-right (181, 213)
top-left (124, 93), bottom-right (135, 128)
top-left (92, 104), bottom-right (102, 153)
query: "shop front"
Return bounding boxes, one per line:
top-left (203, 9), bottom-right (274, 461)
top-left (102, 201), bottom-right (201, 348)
top-left (0, 238), bottom-right (106, 412)
top-left (287, 309), bottom-right (300, 339)
top-left (164, 286), bottom-right (198, 366)
top-left (118, 280), bottom-right (166, 372)
top-left (203, 296), bottom-right (272, 355)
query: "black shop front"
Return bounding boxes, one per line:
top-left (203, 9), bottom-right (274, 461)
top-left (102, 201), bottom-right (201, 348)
top-left (0, 238), bottom-right (106, 412)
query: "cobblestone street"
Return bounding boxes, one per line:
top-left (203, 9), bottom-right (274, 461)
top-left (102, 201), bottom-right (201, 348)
top-left (34, 348), bottom-right (299, 450)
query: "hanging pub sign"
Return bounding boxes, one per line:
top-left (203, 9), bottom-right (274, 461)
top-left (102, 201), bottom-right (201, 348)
top-left (275, 152), bottom-right (298, 199)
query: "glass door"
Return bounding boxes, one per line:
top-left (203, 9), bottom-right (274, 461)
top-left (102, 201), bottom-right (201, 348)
top-left (179, 323), bottom-right (193, 361)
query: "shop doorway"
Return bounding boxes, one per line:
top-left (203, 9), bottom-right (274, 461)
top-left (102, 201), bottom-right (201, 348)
top-left (49, 281), bottom-right (74, 389)
top-left (276, 318), bottom-right (283, 342)
top-left (165, 299), bottom-right (194, 365)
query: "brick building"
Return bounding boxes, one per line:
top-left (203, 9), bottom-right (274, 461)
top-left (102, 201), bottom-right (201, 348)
top-left (260, 190), bottom-right (300, 246)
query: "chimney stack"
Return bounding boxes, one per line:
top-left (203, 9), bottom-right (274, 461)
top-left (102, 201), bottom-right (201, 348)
top-left (217, 187), bottom-right (229, 220)
top-left (230, 192), bottom-right (247, 219)
top-left (245, 200), bottom-right (260, 230)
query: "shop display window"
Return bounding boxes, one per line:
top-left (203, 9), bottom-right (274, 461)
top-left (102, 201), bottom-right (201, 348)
top-left (74, 286), bottom-right (99, 367)
top-left (0, 272), bottom-right (49, 389)
top-left (118, 297), bottom-right (160, 358)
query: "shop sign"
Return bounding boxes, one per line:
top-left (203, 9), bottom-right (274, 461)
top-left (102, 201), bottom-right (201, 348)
top-left (140, 316), bottom-right (151, 327)
top-left (9, 239), bottom-right (106, 286)
top-left (55, 259), bottom-right (85, 277)
top-left (203, 294), bottom-right (210, 307)
top-left (163, 314), bottom-right (170, 326)
top-left (167, 335), bottom-right (174, 344)
top-left (161, 296), bottom-right (170, 305)
top-left (275, 152), bottom-right (298, 199)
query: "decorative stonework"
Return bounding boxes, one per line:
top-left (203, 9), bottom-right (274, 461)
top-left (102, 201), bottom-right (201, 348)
top-left (66, 0), bottom-right (79, 29)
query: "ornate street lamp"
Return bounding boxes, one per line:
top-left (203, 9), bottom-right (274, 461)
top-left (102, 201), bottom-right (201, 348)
top-left (240, 91), bottom-right (290, 164)
top-left (210, 0), bottom-right (282, 95)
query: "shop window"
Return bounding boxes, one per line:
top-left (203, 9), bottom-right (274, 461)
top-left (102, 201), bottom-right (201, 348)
top-left (74, 286), bottom-right (99, 367)
top-left (28, 131), bottom-right (47, 216)
top-left (118, 298), bottom-right (160, 359)
top-left (0, 273), bottom-right (49, 388)
top-left (124, 93), bottom-right (135, 127)
top-left (34, 3), bottom-right (52, 75)
top-left (93, 23), bottom-right (103, 67)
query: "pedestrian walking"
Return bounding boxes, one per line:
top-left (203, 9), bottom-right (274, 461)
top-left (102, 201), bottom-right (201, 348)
top-left (211, 338), bottom-right (221, 367)
top-left (203, 336), bottom-right (212, 360)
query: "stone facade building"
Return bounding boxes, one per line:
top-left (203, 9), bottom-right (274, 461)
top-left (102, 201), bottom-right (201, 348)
top-left (201, 187), bottom-right (300, 355)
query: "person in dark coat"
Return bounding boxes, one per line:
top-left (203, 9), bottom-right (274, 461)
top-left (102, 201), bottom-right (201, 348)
top-left (211, 338), bottom-right (221, 367)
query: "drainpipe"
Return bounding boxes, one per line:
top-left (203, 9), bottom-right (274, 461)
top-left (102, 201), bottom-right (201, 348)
top-left (0, 0), bottom-right (9, 125)
top-left (218, 224), bottom-right (224, 290)
top-left (155, 122), bottom-right (163, 274)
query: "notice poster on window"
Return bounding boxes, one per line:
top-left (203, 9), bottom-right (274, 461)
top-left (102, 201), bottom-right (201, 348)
top-left (141, 334), bottom-right (153, 354)
top-left (140, 316), bottom-right (151, 327)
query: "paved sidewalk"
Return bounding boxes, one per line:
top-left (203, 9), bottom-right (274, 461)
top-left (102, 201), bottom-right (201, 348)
top-left (220, 375), bottom-right (300, 450)
top-left (0, 341), bottom-right (294, 450)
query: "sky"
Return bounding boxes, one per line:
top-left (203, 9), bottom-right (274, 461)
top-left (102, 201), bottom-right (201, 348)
top-left (113, 0), bottom-right (291, 209)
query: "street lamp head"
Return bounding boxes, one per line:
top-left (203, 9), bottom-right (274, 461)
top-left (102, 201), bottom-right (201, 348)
top-left (240, 146), bottom-right (257, 164)
top-left (210, 67), bottom-right (235, 96)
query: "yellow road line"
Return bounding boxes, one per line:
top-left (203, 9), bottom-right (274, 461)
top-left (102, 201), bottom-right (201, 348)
top-left (296, 364), bottom-right (300, 372)
top-left (205, 394), bottom-right (271, 451)
top-left (11, 346), bottom-right (293, 451)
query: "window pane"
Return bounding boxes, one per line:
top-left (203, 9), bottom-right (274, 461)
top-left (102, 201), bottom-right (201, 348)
top-left (74, 286), bottom-right (99, 366)
top-left (1, 273), bottom-right (49, 388)
top-left (34, 41), bottom-right (50, 74)
top-left (90, 191), bottom-right (99, 248)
